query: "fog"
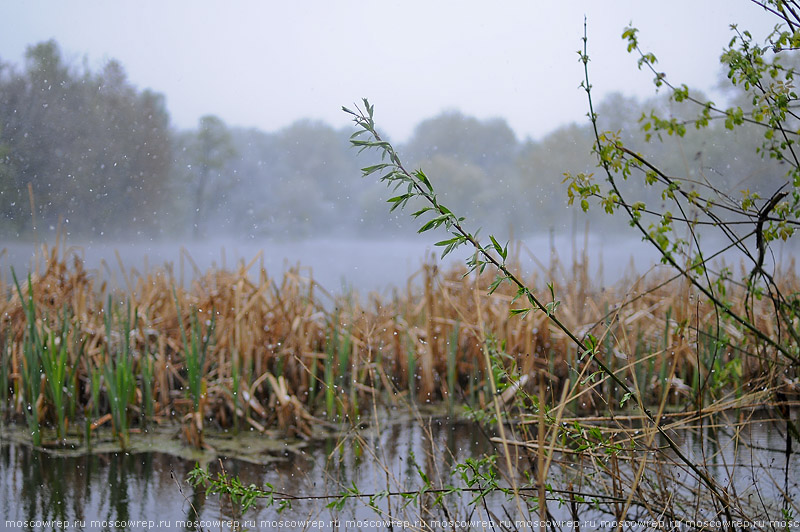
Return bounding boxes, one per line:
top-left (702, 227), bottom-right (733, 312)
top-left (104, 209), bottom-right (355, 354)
top-left (0, 2), bottom-right (775, 140)
top-left (0, 234), bottom-right (637, 294)
top-left (7, 230), bottom-right (799, 298)
top-left (1, 5), bottom-right (797, 293)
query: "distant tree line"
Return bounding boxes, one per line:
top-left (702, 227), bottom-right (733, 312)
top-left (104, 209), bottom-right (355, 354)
top-left (0, 40), bottom-right (783, 241)
top-left (0, 41), bottom-right (171, 238)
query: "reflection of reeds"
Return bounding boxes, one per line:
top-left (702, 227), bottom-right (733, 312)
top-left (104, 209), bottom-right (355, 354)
top-left (1, 241), bottom-right (798, 449)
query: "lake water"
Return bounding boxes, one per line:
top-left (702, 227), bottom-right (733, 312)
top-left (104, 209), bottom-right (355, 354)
top-left (5, 229), bottom-right (799, 298)
top-left (0, 411), bottom-right (499, 532)
top-left (1, 411), bottom-right (797, 532)
top-left (3, 231), bottom-right (771, 296)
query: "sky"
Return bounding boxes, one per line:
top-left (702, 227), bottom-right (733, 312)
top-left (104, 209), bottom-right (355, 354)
top-left (0, 1), bottom-right (780, 142)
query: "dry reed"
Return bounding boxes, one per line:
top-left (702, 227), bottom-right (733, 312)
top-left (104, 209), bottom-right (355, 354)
top-left (0, 240), bottom-right (797, 449)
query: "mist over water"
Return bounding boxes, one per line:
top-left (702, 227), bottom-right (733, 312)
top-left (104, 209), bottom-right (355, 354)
top-left (5, 230), bottom-right (796, 296)
top-left (0, 235), bottom-right (624, 293)
top-left (2, 38), bottom-right (796, 293)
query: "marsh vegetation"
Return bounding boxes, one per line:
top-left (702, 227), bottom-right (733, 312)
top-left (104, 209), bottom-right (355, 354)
top-left (3, 2), bottom-right (800, 531)
top-left (0, 232), bottom-right (797, 529)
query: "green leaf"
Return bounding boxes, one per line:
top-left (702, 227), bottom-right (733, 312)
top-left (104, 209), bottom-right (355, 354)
top-left (510, 308), bottom-right (532, 319)
top-left (415, 169), bottom-right (434, 193)
top-left (488, 275), bottom-right (509, 294)
top-left (386, 193), bottom-right (411, 212)
top-left (435, 236), bottom-right (461, 247)
top-left (361, 163), bottom-right (391, 175)
top-left (545, 300), bottom-right (560, 317)
top-left (620, 392), bottom-right (632, 407)
top-left (489, 235), bottom-right (508, 261)
top-left (417, 215), bottom-right (448, 233)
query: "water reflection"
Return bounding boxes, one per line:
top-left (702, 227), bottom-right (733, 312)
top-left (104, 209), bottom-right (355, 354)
top-left (1, 413), bottom-right (796, 531)
top-left (0, 415), bottom-right (496, 531)
top-left (0, 442), bottom-right (200, 531)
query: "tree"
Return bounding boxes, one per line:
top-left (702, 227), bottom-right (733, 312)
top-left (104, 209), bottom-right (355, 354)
top-left (0, 40), bottom-right (76, 234)
top-left (402, 111), bottom-right (518, 172)
top-left (182, 115), bottom-right (237, 238)
top-left (390, 112), bottom-right (523, 234)
top-left (267, 120), bottom-right (362, 237)
top-left (81, 60), bottom-right (172, 237)
top-left (0, 41), bottom-right (172, 238)
top-left (0, 122), bottom-right (23, 233)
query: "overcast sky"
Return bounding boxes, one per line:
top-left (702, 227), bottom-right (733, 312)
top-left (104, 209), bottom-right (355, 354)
top-left (0, 1), bottom-right (778, 142)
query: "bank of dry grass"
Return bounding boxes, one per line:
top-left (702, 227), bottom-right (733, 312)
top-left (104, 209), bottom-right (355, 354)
top-left (0, 240), bottom-right (797, 445)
